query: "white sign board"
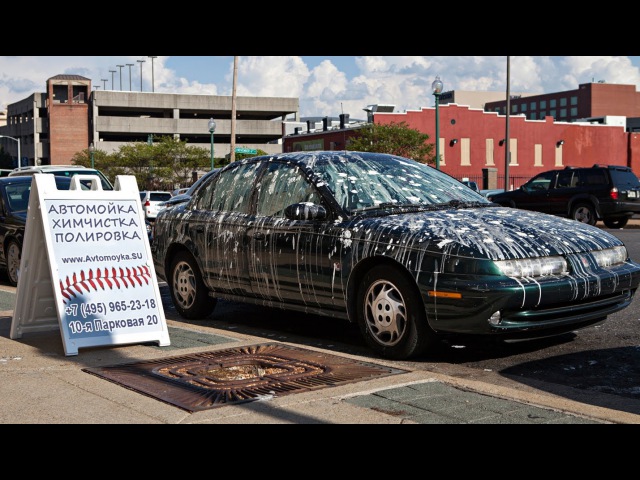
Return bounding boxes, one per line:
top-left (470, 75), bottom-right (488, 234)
top-left (10, 174), bottom-right (170, 355)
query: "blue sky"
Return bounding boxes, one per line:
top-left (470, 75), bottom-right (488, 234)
top-left (2, 56), bottom-right (640, 119)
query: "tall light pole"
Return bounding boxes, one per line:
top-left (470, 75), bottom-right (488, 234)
top-left (0, 135), bottom-right (22, 169)
top-left (116, 65), bottom-right (124, 90)
top-left (504, 56), bottom-right (511, 191)
top-left (208, 118), bottom-right (216, 170)
top-left (137, 59), bottom-right (145, 91)
top-left (101, 78), bottom-right (108, 90)
top-left (109, 70), bottom-right (116, 90)
top-left (431, 75), bottom-right (444, 170)
top-left (148, 56), bottom-right (158, 92)
top-left (126, 63), bottom-right (134, 91)
top-left (89, 142), bottom-right (95, 169)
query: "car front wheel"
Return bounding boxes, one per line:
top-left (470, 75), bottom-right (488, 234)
top-left (571, 203), bottom-right (597, 225)
top-left (6, 240), bottom-right (21, 287)
top-left (168, 250), bottom-right (217, 319)
top-left (356, 264), bottom-right (437, 360)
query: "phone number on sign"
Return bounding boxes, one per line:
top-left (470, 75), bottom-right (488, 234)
top-left (64, 299), bottom-right (158, 318)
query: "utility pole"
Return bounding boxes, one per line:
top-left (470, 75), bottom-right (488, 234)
top-left (137, 59), bottom-right (145, 91)
top-left (117, 64), bottom-right (124, 90)
top-left (504, 56), bottom-right (511, 191)
top-left (230, 56), bottom-right (238, 162)
top-left (148, 56), bottom-right (158, 92)
top-left (126, 63), bottom-right (134, 91)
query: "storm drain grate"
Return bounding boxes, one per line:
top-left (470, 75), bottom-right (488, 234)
top-left (83, 343), bottom-right (407, 412)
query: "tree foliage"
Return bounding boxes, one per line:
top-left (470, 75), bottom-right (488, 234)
top-left (347, 121), bottom-right (435, 164)
top-left (71, 136), bottom-right (212, 190)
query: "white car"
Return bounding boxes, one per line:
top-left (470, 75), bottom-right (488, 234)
top-left (9, 165), bottom-right (114, 190)
top-left (140, 190), bottom-right (173, 221)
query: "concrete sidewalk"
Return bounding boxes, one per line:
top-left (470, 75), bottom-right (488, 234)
top-left (1, 280), bottom-right (638, 424)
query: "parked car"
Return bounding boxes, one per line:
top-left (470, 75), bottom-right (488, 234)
top-left (9, 165), bottom-right (114, 191)
top-left (0, 175), bottom-right (88, 286)
top-left (487, 165), bottom-right (640, 228)
top-left (158, 169), bottom-right (220, 208)
top-left (139, 190), bottom-right (173, 221)
top-left (151, 151), bottom-right (640, 360)
top-left (460, 178), bottom-right (480, 193)
top-left (172, 187), bottom-right (189, 197)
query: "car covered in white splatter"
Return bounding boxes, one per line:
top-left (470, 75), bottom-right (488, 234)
top-left (151, 151), bottom-right (640, 360)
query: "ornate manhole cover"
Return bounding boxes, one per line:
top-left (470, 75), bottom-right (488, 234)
top-left (83, 343), bottom-right (407, 412)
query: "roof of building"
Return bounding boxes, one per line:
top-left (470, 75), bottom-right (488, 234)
top-left (47, 74), bottom-right (91, 81)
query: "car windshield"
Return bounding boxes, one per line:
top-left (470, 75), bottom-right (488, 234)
top-left (312, 153), bottom-right (490, 213)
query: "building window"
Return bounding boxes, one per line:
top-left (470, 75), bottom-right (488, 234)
top-left (570, 107), bottom-right (578, 117)
top-left (550, 109), bottom-right (556, 118)
top-left (540, 100), bottom-right (547, 109)
top-left (560, 108), bottom-right (567, 118)
top-left (530, 101), bottom-right (537, 111)
top-left (521, 104), bottom-right (527, 112)
top-left (560, 98), bottom-right (567, 107)
top-left (539, 111), bottom-right (546, 118)
top-left (530, 112), bottom-right (537, 120)
top-left (511, 104), bottom-right (518, 113)
top-left (570, 96), bottom-right (578, 105)
top-left (550, 99), bottom-right (557, 108)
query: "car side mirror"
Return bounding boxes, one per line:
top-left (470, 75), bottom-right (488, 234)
top-left (284, 202), bottom-right (327, 220)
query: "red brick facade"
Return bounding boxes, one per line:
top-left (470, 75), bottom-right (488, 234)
top-left (47, 76), bottom-right (91, 164)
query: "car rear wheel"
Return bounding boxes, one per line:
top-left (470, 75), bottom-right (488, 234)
top-left (603, 217), bottom-right (629, 229)
top-left (571, 203), bottom-right (597, 225)
top-left (168, 250), bottom-right (217, 319)
top-left (356, 264), bottom-right (437, 360)
top-left (6, 240), bottom-right (21, 287)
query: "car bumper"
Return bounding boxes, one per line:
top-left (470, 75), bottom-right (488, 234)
top-left (421, 261), bottom-right (640, 338)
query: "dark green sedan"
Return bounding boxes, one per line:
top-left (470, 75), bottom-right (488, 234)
top-left (151, 151), bottom-right (640, 360)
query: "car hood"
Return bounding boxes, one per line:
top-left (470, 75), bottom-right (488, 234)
top-left (349, 206), bottom-right (622, 260)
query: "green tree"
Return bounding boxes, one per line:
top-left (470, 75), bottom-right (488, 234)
top-left (347, 121), bottom-right (434, 164)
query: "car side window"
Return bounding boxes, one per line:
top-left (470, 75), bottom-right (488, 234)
top-left (556, 170), bottom-right (578, 188)
top-left (527, 171), bottom-right (556, 191)
top-left (255, 163), bottom-right (320, 217)
top-left (197, 162), bottom-right (260, 214)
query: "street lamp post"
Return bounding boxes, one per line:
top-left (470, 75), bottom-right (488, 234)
top-left (137, 59), bottom-right (145, 91)
top-left (101, 78), bottom-right (108, 90)
top-left (208, 118), bottom-right (216, 170)
top-left (89, 143), bottom-right (95, 169)
top-left (148, 56), bottom-right (158, 92)
top-left (116, 65), bottom-right (124, 90)
top-left (126, 63), bottom-right (134, 91)
top-left (109, 70), bottom-right (116, 90)
top-left (0, 135), bottom-right (22, 168)
top-left (431, 75), bottom-right (443, 170)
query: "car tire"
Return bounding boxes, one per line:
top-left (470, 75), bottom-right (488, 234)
top-left (603, 217), bottom-right (629, 229)
top-left (356, 264), bottom-right (437, 360)
top-left (168, 250), bottom-right (217, 319)
top-left (5, 240), bottom-right (21, 287)
top-left (571, 203), bottom-right (597, 225)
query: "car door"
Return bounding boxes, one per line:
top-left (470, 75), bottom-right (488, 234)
top-left (248, 161), bottom-right (339, 309)
top-left (189, 162), bottom-right (262, 295)
top-left (512, 170), bottom-right (558, 213)
top-left (547, 168), bottom-right (579, 215)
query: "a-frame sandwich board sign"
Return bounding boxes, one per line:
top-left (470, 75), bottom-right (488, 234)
top-left (10, 174), bottom-right (170, 356)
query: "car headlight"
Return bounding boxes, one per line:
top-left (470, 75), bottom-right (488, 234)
top-left (494, 256), bottom-right (568, 277)
top-left (592, 245), bottom-right (627, 267)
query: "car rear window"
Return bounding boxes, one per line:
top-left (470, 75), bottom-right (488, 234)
top-left (150, 193), bottom-right (172, 202)
top-left (609, 168), bottom-right (640, 188)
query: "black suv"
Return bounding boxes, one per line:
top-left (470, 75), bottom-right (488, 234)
top-left (487, 165), bottom-right (640, 228)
